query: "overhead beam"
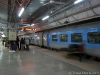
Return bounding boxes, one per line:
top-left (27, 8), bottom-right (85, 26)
top-left (54, 1), bottom-right (66, 5)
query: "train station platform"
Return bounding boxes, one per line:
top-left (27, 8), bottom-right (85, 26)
top-left (0, 42), bottom-right (100, 75)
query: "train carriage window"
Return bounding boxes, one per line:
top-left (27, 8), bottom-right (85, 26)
top-left (60, 34), bottom-right (68, 42)
top-left (88, 32), bottom-right (100, 44)
top-left (52, 35), bottom-right (58, 41)
top-left (71, 33), bottom-right (82, 42)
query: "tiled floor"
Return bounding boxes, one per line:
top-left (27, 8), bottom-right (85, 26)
top-left (0, 42), bottom-right (99, 75)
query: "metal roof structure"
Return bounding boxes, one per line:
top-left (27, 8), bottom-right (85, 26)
top-left (0, 0), bottom-right (100, 36)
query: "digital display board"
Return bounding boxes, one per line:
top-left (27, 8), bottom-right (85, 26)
top-left (22, 28), bottom-right (36, 31)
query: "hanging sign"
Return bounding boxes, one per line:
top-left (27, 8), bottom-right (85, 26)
top-left (22, 28), bottom-right (36, 31)
top-left (8, 30), bottom-right (16, 40)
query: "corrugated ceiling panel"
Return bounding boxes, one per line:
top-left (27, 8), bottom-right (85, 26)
top-left (86, 10), bottom-right (95, 16)
top-left (93, 7), bottom-right (100, 14)
top-left (0, 0), bottom-right (8, 21)
top-left (90, 0), bottom-right (100, 6)
top-left (68, 16), bottom-right (75, 22)
top-left (59, 18), bottom-right (66, 23)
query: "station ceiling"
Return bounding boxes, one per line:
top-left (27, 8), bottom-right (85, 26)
top-left (19, 0), bottom-right (71, 25)
top-left (18, 0), bottom-right (100, 35)
top-left (0, 0), bottom-right (8, 36)
top-left (0, 0), bottom-right (71, 36)
top-left (1, 0), bottom-right (100, 36)
top-left (0, 0), bottom-right (8, 23)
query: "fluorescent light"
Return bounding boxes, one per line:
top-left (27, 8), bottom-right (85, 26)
top-left (42, 15), bottom-right (50, 21)
top-left (31, 24), bottom-right (35, 26)
top-left (50, 0), bottom-right (54, 3)
top-left (40, 2), bottom-right (43, 3)
top-left (35, 35), bottom-right (37, 37)
top-left (1, 34), bottom-right (6, 37)
top-left (37, 37), bottom-right (40, 39)
top-left (74, 0), bottom-right (83, 4)
top-left (18, 7), bottom-right (25, 17)
top-left (23, 24), bottom-right (30, 27)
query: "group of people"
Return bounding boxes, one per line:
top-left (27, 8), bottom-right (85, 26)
top-left (19, 38), bottom-right (30, 51)
top-left (10, 36), bottom-right (30, 51)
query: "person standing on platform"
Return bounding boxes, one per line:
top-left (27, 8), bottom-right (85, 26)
top-left (23, 38), bottom-right (26, 50)
top-left (20, 38), bottom-right (24, 51)
top-left (10, 41), bottom-right (14, 50)
top-left (79, 41), bottom-right (84, 62)
top-left (13, 42), bottom-right (17, 52)
top-left (16, 36), bottom-right (19, 50)
top-left (25, 38), bottom-right (29, 50)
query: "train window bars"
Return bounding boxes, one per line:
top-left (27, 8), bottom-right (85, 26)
top-left (60, 34), bottom-right (68, 42)
top-left (52, 35), bottom-right (58, 41)
top-left (71, 33), bottom-right (82, 42)
top-left (88, 32), bottom-right (100, 44)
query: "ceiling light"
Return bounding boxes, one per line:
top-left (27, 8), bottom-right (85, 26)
top-left (18, 7), bottom-right (25, 17)
top-left (35, 35), bottom-right (37, 37)
top-left (41, 0), bottom-right (45, 1)
top-left (50, 0), bottom-right (54, 3)
top-left (40, 2), bottom-right (43, 3)
top-left (29, 13), bottom-right (31, 15)
top-left (51, 11), bottom-right (53, 13)
top-left (1, 34), bottom-right (6, 37)
top-left (31, 24), bottom-right (35, 26)
top-left (74, 0), bottom-right (83, 4)
top-left (42, 15), bottom-right (50, 21)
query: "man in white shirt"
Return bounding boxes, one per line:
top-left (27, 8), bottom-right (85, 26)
top-left (25, 38), bottom-right (29, 50)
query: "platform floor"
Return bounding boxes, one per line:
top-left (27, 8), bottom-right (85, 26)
top-left (0, 42), bottom-right (100, 75)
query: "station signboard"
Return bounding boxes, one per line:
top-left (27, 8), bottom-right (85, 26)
top-left (8, 30), bottom-right (16, 41)
top-left (22, 28), bottom-right (36, 31)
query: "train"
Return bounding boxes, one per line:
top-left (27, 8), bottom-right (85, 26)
top-left (30, 21), bottom-right (100, 60)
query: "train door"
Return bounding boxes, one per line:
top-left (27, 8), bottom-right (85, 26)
top-left (47, 34), bottom-right (50, 47)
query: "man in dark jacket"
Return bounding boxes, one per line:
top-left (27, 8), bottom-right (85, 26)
top-left (16, 36), bottom-right (19, 50)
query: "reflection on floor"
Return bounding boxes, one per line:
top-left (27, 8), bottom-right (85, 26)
top-left (0, 42), bottom-right (99, 75)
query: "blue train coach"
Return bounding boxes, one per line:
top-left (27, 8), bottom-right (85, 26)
top-left (43, 22), bottom-right (100, 58)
